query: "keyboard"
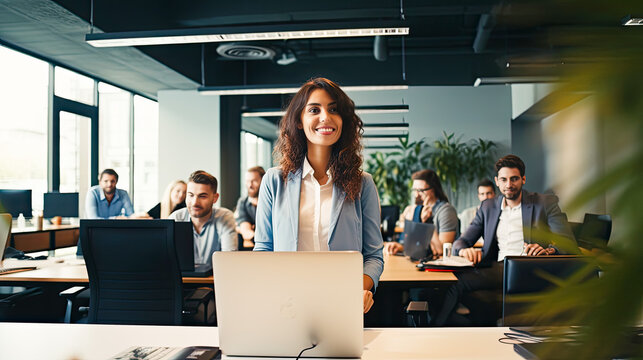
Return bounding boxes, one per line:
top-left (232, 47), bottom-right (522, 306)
top-left (112, 346), bottom-right (177, 360)
top-left (0, 266), bottom-right (38, 274)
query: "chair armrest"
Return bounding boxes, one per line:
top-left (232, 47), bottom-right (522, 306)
top-left (0, 287), bottom-right (43, 308)
top-left (59, 286), bottom-right (87, 300)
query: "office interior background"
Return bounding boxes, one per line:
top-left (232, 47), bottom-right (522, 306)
top-left (0, 0), bottom-right (642, 353)
top-left (2, 0), bottom-right (634, 232)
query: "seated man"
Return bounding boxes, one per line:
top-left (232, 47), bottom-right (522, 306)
top-left (234, 166), bottom-right (265, 244)
top-left (458, 178), bottom-right (496, 245)
top-left (434, 155), bottom-right (576, 326)
top-left (170, 170), bottom-right (237, 266)
top-left (84, 168), bottom-right (133, 219)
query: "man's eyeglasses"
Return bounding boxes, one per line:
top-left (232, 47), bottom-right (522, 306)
top-left (411, 187), bottom-right (431, 193)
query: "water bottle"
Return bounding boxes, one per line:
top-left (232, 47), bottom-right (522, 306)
top-left (17, 213), bottom-right (26, 229)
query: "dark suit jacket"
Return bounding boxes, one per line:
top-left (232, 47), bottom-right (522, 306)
top-left (453, 189), bottom-right (576, 265)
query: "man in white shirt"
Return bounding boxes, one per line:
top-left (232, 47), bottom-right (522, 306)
top-left (434, 155), bottom-right (576, 326)
top-left (169, 170), bottom-right (237, 266)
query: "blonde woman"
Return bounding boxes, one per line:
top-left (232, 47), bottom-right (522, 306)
top-left (147, 180), bottom-right (187, 219)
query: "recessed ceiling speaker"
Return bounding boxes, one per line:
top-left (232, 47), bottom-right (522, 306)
top-left (216, 43), bottom-right (276, 60)
top-left (373, 35), bottom-right (388, 61)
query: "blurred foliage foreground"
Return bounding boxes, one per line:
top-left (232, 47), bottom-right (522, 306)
top-left (507, 1), bottom-right (643, 358)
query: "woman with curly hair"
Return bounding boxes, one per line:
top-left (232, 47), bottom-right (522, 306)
top-left (254, 77), bottom-right (384, 313)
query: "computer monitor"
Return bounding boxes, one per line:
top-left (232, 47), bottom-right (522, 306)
top-left (213, 251), bottom-right (363, 358)
top-left (43, 192), bottom-right (79, 218)
top-left (0, 189), bottom-right (32, 218)
top-left (174, 220), bottom-right (212, 277)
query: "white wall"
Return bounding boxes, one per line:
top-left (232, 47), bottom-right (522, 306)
top-left (158, 90), bottom-right (220, 198)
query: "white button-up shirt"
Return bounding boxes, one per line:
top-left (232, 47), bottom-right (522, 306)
top-left (297, 157), bottom-right (332, 251)
top-left (496, 198), bottom-right (524, 262)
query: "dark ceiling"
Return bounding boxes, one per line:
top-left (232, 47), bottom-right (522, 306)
top-left (38, 0), bottom-right (643, 88)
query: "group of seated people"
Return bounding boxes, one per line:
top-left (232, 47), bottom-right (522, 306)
top-left (81, 77), bottom-right (578, 325)
top-left (84, 166), bottom-right (266, 264)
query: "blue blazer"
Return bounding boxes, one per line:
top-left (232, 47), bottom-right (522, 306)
top-left (453, 189), bottom-right (577, 265)
top-left (254, 167), bottom-right (385, 289)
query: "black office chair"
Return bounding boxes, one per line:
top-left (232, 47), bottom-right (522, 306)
top-left (62, 220), bottom-right (212, 325)
top-left (576, 213), bottom-right (612, 250)
top-left (502, 256), bottom-right (599, 326)
top-left (380, 205), bottom-right (400, 242)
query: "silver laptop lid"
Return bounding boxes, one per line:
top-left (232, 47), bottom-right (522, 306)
top-left (213, 251), bottom-right (363, 358)
top-left (0, 214), bottom-right (12, 265)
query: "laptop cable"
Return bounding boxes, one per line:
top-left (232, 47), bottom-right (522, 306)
top-left (295, 341), bottom-right (318, 360)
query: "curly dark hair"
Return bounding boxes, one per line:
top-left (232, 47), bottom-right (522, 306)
top-left (274, 77), bottom-right (364, 200)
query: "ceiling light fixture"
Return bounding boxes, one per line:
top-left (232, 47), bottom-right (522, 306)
top-left (622, 15), bottom-right (643, 25)
top-left (206, 84), bottom-right (408, 96)
top-left (363, 123), bottom-right (410, 132)
top-left (86, 21), bottom-right (409, 47)
top-left (242, 105), bottom-right (409, 118)
top-left (473, 76), bottom-right (559, 87)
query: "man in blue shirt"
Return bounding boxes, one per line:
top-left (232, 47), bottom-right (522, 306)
top-left (84, 169), bottom-right (134, 219)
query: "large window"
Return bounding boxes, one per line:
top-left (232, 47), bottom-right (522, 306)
top-left (98, 82), bottom-right (131, 193)
top-left (55, 66), bottom-right (95, 106)
top-left (133, 95), bottom-right (159, 213)
top-left (0, 45), bottom-right (49, 212)
top-left (0, 44), bottom-right (158, 216)
top-left (240, 131), bottom-right (272, 196)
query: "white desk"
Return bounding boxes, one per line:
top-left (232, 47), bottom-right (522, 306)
top-left (0, 323), bottom-right (521, 360)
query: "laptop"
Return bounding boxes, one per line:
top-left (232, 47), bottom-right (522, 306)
top-left (403, 220), bottom-right (435, 261)
top-left (0, 213), bottom-right (37, 273)
top-left (213, 251), bottom-right (363, 358)
top-left (174, 221), bottom-right (212, 277)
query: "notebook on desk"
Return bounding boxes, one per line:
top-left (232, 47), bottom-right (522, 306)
top-left (0, 213), bottom-right (37, 274)
top-left (403, 220), bottom-right (435, 261)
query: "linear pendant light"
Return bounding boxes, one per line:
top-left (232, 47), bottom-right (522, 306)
top-left (241, 105), bottom-right (409, 118)
top-left (200, 84), bottom-right (408, 95)
top-left (86, 21), bottom-right (409, 47)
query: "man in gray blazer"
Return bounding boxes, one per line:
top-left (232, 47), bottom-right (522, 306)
top-left (434, 154), bottom-right (576, 326)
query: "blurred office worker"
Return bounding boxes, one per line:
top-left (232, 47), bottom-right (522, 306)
top-left (434, 154), bottom-right (576, 325)
top-left (458, 178), bottom-right (496, 235)
top-left (170, 171), bottom-right (237, 265)
top-left (254, 77), bottom-right (384, 313)
top-left (147, 180), bottom-right (187, 219)
top-left (234, 166), bottom-right (265, 242)
top-left (385, 169), bottom-right (459, 257)
top-left (84, 168), bottom-right (134, 219)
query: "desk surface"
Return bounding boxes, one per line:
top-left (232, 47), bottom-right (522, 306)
top-left (0, 322), bottom-right (521, 360)
top-left (380, 253), bottom-right (457, 283)
top-left (11, 224), bottom-right (79, 234)
top-left (0, 252), bottom-right (457, 285)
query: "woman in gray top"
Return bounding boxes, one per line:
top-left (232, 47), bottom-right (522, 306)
top-left (386, 169), bottom-right (459, 257)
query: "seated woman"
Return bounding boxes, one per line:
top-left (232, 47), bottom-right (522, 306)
top-left (385, 169), bottom-right (459, 258)
top-left (147, 180), bottom-right (187, 219)
top-left (254, 77), bottom-right (384, 313)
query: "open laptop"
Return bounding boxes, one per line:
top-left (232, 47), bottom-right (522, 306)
top-left (403, 220), bottom-right (435, 261)
top-left (174, 221), bottom-right (212, 277)
top-left (0, 213), bottom-right (37, 273)
top-left (213, 251), bottom-right (363, 358)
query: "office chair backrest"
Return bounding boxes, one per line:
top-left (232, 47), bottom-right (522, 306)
top-left (577, 213), bottom-right (612, 249)
top-left (80, 219), bottom-right (183, 325)
top-left (380, 205), bottom-right (400, 240)
top-left (503, 256), bottom-right (598, 326)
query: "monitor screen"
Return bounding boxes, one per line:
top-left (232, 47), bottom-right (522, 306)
top-left (43, 192), bottom-right (79, 218)
top-left (0, 189), bottom-right (32, 218)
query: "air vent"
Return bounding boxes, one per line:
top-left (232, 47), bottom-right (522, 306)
top-left (216, 43), bottom-right (276, 60)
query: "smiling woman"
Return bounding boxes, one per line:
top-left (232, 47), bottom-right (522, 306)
top-left (254, 78), bottom-right (384, 314)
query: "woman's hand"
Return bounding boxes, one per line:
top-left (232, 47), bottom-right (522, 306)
top-left (363, 290), bottom-right (374, 313)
